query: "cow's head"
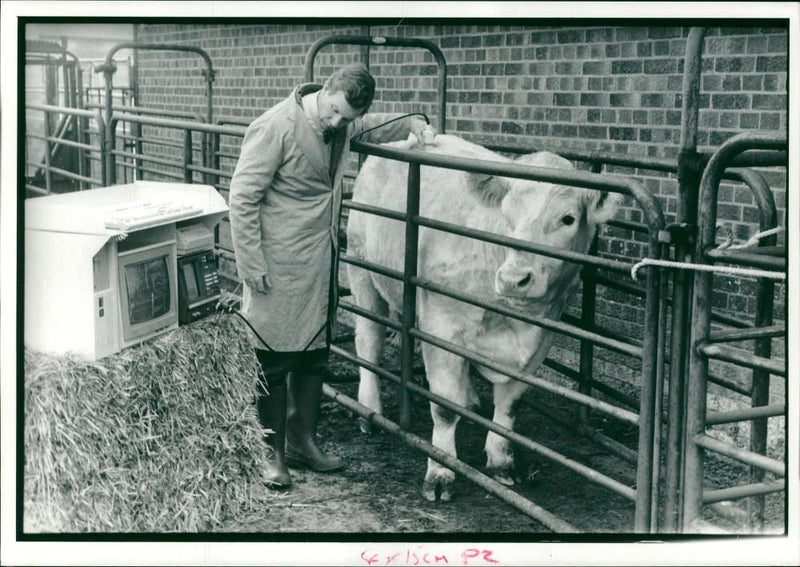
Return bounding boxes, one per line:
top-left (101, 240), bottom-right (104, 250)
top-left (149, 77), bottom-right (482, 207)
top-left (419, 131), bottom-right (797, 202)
top-left (471, 152), bottom-right (621, 302)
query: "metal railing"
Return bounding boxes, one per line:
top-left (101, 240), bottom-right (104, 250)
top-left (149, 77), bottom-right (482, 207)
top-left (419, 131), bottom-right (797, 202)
top-left (339, 135), bottom-right (667, 532)
top-left (683, 130), bottom-right (787, 532)
top-left (25, 103), bottom-right (106, 195)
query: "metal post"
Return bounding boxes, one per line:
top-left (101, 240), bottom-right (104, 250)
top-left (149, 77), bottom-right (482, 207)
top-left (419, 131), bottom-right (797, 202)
top-left (183, 129), bottom-right (193, 183)
top-left (749, 223), bottom-right (778, 532)
top-left (42, 107), bottom-right (52, 194)
top-left (663, 26), bottom-right (706, 533)
top-left (400, 162), bottom-right (421, 429)
top-left (578, 236), bottom-right (597, 426)
top-left (578, 161), bottom-right (603, 428)
top-left (633, 236), bottom-right (663, 532)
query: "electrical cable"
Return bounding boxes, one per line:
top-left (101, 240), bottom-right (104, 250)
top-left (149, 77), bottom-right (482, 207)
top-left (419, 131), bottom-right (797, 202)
top-left (351, 112), bottom-right (430, 143)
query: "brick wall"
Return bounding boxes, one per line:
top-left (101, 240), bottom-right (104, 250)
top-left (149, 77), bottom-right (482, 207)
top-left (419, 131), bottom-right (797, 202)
top-left (132, 23), bottom-right (788, 334)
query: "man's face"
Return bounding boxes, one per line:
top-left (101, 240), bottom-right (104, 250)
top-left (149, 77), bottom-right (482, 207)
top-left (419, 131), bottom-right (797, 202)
top-left (317, 88), bottom-right (363, 133)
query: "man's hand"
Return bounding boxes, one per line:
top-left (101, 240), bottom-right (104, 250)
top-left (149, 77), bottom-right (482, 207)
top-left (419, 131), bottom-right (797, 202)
top-left (245, 274), bottom-right (272, 294)
top-left (410, 118), bottom-right (436, 148)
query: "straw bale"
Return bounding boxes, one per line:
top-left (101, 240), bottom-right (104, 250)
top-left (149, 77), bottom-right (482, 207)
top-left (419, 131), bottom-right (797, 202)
top-left (24, 313), bottom-right (272, 532)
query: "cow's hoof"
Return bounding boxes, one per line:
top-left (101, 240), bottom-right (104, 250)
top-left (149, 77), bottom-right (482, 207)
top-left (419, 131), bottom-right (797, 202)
top-left (422, 481), bottom-right (437, 502)
top-left (422, 479), bottom-right (454, 502)
top-left (487, 467), bottom-right (516, 486)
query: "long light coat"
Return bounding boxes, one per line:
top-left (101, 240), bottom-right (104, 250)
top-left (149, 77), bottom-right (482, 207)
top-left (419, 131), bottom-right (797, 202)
top-left (229, 83), bottom-right (416, 351)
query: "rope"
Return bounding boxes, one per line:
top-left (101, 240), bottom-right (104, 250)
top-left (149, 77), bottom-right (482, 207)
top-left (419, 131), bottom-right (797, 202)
top-left (715, 226), bottom-right (783, 250)
top-left (631, 226), bottom-right (786, 282)
top-left (630, 258), bottom-right (785, 282)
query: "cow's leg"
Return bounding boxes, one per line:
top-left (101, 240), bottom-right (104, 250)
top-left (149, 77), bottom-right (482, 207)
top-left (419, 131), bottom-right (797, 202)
top-left (485, 379), bottom-right (529, 485)
top-left (421, 343), bottom-right (470, 502)
top-left (349, 269), bottom-right (389, 434)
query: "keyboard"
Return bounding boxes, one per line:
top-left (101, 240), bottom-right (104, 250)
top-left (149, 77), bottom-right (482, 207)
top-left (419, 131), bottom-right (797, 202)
top-left (105, 201), bottom-right (202, 231)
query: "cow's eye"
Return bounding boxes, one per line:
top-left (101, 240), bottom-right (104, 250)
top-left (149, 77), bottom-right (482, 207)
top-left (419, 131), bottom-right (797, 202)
top-left (562, 214), bottom-right (576, 226)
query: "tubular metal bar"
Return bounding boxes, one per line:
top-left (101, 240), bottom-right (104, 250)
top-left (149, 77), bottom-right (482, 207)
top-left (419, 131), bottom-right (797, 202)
top-left (663, 26), bottom-right (706, 534)
top-left (186, 163), bottom-right (234, 179)
top-left (416, 215), bottom-right (634, 274)
top-left (607, 218), bottom-right (649, 234)
top-left (698, 343), bottom-right (786, 377)
top-left (114, 163), bottom-right (184, 181)
top-left (597, 278), bottom-right (750, 332)
top-left (413, 276), bottom-right (641, 358)
top-left (350, 139), bottom-right (666, 236)
top-left (99, 42), bottom-right (216, 127)
top-left (339, 299), bottom-right (402, 332)
top-left (25, 184), bottom-right (49, 196)
top-left (343, 198), bottom-right (634, 273)
top-left (27, 102), bottom-right (101, 119)
top-left (112, 112), bottom-right (245, 136)
top-left (725, 150), bottom-right (788, 168)
top-left (23, 164), bottom-right (99, 187)
top-left (746, 174), bottom-right (778, 532)
top-left (542, 357), bottom-right (640, 410)
top-left (399, 163), bottom-right (422, 427)
top-left (304, 35), bottom-right (448, 134)
top-left (86, 102), bottom-right (204, 122)
top-left (483, 141), bottom-right (680, 173)
top-left (340, 253), bottom-right (404, 282)
top-left (708, 373), bottom-right (752, 398)
top-left (693, 434), bottom-right (785, 477)
top-left (331, 346), bottom-right (637, 502)
top-left (522, 395), bottom-right (639, 465)
top-left (28, 133), bottom-right (98, 153)
top-left (703, 480), bottom-right (786, 504)
top-left (707, 325), bottom-right (785, 343)
top-left (481, 143), bottom-right (782, 178)
top-left (706, 403), bottom-right (785, 426)
top-left (683, 130), bottom-right (787, 530)
top-left (594, 273), bottom-right (646, 298)
top-left (704, 248), bottom-right (786, 271)
top-left (344, 199), bottom-right (406, 222)
top-left (322, 383), bottom-right (578, 532)
top-left (562, 312), bottom-right (644, 350)
top-left (411, 328), bottom-right (640, 425)
top-left (110, 149), bottom-right (184, 169)
top-left (341, 251), bottom-right (642, 358)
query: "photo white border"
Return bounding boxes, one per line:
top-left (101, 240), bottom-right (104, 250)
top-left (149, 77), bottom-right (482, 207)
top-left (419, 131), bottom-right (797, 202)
top-left (2, 2), bottom-right (798, 565)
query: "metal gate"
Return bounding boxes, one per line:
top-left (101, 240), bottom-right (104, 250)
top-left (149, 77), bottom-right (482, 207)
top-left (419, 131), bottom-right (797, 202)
top-left (304, 29), bottom-right (788, 534)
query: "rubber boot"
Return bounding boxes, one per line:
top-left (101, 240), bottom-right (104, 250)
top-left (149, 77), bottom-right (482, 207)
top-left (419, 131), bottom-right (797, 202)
top-left (286, 373), bottom-right (345, 472)
top-left (255, 374), bottom-right (292, 489)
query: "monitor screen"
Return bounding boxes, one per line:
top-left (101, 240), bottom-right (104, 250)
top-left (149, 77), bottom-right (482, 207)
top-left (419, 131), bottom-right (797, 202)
top-left (124, 256), bottom-right (172, 324)
top-left (117, 238), bottom-right (178, 345)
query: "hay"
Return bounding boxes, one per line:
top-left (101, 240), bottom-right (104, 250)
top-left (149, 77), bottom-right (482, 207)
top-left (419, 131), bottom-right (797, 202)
top-left (24, 313), bottom-right (272, 533)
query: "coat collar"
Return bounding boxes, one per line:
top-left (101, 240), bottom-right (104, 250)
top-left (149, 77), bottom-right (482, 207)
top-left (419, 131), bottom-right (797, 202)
top-left (292, 83), bottom-right (333, 185)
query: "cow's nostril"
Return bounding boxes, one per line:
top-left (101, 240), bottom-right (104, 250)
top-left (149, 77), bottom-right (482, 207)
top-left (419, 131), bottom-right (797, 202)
top-left (517, 272), bottom-right (532, 288)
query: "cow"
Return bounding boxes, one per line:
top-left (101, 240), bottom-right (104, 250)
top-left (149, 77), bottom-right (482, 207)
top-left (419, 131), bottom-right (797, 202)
top-left (345, 134), bottom-right (620, 502)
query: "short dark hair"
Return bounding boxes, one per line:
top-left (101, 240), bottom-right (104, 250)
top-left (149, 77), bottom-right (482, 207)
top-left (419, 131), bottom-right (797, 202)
top-left (324, 63), bottom-right (376, 112)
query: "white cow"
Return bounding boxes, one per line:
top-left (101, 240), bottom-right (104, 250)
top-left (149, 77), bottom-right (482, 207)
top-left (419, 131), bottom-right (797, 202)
top-left (346, 134), bottom-right (620, 501)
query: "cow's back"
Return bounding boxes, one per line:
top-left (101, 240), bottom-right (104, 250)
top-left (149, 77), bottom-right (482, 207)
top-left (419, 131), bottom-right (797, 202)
top-left (347, 135), bottom-right (510, 310)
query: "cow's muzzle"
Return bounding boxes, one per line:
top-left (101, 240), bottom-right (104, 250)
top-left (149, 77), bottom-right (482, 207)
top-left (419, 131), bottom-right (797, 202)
top-left (495, 265), bottom-right (536, 297)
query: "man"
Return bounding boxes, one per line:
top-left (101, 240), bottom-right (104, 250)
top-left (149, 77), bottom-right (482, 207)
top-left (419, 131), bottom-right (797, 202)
top-left (229, 63), bottom-right (432, 489)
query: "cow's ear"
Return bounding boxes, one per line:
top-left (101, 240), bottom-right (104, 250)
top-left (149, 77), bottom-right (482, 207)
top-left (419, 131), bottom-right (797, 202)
top-left (470, 174), bottom-right (511, 208)
top-left (586, 190), bottom-right (622, 225)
